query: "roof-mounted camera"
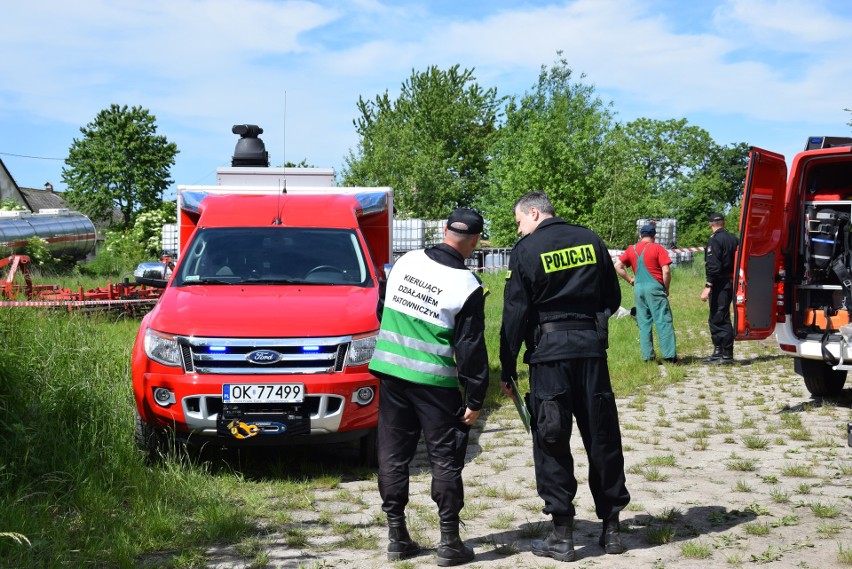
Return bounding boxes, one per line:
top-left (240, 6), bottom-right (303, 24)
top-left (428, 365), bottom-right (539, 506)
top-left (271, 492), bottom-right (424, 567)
top-left (231, 124), bottom-right (269, 167)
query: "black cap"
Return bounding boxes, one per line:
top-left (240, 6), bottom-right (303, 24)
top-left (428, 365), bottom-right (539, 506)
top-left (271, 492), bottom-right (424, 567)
top-left (708, 212), bottom-right (725, 222)
top-left (447, 207), bottom-right (484, 235)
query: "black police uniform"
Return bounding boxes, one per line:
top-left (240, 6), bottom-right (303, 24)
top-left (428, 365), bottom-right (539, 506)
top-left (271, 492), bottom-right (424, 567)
top-left (499, 217), bottom-right (630, 523)
top-left (374, 243), bottom-right (489, 524)
top-left (705, 227), bottom-right (739, 354)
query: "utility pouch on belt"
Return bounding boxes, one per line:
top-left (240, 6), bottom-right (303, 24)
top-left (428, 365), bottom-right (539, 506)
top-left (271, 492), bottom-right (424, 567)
top-left (537, 400), bottom-right (571, 455)
top-left (595, 309), bottom-right (611, 349)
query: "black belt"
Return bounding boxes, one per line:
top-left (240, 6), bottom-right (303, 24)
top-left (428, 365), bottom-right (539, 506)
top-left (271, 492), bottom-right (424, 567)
top-left (539, 320), bottom-right (595, 333)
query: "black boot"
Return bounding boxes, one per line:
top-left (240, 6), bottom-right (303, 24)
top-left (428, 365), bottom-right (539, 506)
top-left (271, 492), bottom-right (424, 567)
top-left (598, 513), bottom-right (625, 554)
top-left (710, 348), bottom-right (734, 365)
top-left (386, 515), bottom-right (421, 561)
top-left (531, 521), bottom-right (575, 562)
top-left (702, 346), bottom-right (722, 363)
top-left (437, 520), bottom-right (474, 566)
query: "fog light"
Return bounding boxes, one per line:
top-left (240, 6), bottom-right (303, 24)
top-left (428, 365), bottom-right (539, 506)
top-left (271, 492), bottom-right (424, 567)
top-left (153, 387), bottom-right (176, 407)
top-left (351, 386), bottom-right (375, 406)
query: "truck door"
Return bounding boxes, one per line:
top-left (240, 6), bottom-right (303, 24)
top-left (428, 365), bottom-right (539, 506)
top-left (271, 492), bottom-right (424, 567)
top-left (734, 148), bottom-right (788, 340)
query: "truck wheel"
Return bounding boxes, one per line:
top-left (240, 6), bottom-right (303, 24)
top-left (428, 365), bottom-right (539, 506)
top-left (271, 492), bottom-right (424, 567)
top-left (794, 358), bottom-right (847, 397)
top-left (359, 428), bottom-right (378, 468)
top-left (134, 410), bottom-right (167, 464)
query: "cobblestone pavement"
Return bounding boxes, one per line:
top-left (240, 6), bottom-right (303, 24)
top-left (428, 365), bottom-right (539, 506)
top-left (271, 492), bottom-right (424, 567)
top-left (206, 340), bottom-right (852, 569)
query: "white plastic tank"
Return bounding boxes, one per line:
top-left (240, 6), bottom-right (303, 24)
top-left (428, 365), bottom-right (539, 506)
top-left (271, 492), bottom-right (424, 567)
top-left (0, 209), bottom-right (96, 259)
top-left (637, 218), bottom-right (677, 250)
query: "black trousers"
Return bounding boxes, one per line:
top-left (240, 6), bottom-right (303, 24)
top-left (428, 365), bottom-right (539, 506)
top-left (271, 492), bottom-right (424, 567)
top-left (529, 358), bottom-right (630, 521)
top-left (377, 375), bottom-right (470, 522)
top-left (708, 280), bottom-right (734, 351)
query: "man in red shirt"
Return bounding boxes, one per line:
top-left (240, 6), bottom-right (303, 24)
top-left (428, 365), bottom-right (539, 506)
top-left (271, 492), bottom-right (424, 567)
top-left (614, 224), bottom-right (679, 363)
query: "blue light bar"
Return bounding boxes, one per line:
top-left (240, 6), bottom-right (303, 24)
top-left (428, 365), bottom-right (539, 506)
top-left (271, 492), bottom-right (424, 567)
top-left (302, 345), bottom-right (320, 353)
top-left (209, 346), bottom-right (228, 353)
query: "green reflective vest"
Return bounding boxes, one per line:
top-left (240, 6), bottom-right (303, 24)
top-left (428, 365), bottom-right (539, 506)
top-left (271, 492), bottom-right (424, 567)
top-left (370, 249), bottom-right (481, 387)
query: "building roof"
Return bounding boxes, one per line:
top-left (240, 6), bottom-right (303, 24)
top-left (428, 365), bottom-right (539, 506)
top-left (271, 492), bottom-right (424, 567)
top-left (19, 185), bottom-right (67, 212)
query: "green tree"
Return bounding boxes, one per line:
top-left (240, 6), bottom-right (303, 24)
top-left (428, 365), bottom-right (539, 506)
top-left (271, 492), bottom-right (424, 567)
top-left (597, 118), bottom-right (748, 248)
top-left (592, 124), bottom-right (651, 247)
top-left (342, 65), bottom-right (503, 219)
top-left (0, 199), bottom-right (26, 211)
top-left (62, 104), bottom-right (178, 228)
top-left (82, 201), bottom-right (176, 277)
top-left (483, 54), bottom-right (614, 246)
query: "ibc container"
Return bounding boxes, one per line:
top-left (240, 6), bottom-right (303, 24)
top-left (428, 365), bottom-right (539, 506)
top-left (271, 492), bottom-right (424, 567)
top-left (484, 251), bottom-right (509, 272)
top-left (393, 219), bottom-right (425, 252)
top-left (161, 223), bottom-right (179, 256)
top-left (392, 219), bottom-right (445, 253)
top-left (637, 218), bottom-right (677, 249)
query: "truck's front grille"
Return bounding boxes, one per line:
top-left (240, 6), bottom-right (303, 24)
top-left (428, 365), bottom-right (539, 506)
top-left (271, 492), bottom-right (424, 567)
top-left (177, 336), bottom-right (351, 375)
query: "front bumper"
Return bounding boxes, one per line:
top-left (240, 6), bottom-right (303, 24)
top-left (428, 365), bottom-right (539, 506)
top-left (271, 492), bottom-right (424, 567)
top-left (136, 371), bottom-right (378, 444)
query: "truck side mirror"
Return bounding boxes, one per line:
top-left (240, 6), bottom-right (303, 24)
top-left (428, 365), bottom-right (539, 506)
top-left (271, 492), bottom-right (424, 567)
top-left (134, 262), bottom-right (172, 288)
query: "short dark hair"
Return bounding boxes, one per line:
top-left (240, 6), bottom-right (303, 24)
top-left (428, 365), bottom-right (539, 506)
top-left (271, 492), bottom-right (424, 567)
top-left (514, 191), bottom-right (556, 215)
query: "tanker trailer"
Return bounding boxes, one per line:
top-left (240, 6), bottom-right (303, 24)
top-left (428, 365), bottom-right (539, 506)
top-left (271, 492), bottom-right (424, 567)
top-left (0, 208), bottom-right (96, 260)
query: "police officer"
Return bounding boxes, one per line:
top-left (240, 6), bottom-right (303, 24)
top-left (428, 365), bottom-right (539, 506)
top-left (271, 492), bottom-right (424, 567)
top-left (499, 191), bottom-right (630, 562)
top-left (700, 212), bottom-right (739, 364)
top-left (370, 207), bottom-right (489, 566)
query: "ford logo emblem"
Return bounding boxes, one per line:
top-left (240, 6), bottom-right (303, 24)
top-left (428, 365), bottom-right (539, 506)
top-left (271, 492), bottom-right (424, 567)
top-left (246, 349), bottom-right (282, 365)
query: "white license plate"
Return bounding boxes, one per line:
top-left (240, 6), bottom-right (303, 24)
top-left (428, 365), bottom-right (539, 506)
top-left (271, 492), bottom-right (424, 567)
top-left (222, 383), bottom-right (305, 403)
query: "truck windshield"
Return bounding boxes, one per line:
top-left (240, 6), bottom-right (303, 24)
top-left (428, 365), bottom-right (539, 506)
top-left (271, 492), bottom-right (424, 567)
top-left (174, 227), bottom-right (372, 287)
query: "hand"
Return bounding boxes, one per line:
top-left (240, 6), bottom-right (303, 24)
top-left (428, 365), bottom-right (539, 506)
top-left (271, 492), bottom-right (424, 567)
top-left (461, 407), bottom-right (480, 426)
top-left (700, 287), bottom-right (710, 302)
top-left (501, 381), bottom-right (516, 402)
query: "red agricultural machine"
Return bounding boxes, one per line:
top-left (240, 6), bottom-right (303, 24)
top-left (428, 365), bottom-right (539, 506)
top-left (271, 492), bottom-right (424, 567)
top-left (0, 254), bottom-right (163, 314)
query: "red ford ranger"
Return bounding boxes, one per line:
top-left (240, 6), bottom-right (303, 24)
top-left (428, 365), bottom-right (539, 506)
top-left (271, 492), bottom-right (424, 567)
top-left (131, 125), bottom-right (391, 464)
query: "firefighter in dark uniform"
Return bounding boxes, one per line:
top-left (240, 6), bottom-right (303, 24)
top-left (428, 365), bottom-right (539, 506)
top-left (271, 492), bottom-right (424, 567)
top-left (499, 191), bottom-right (630, 562)
top-left (370, 208), bottom-right (489, 567)
top-left (700, 212), bottom-right (739, 364)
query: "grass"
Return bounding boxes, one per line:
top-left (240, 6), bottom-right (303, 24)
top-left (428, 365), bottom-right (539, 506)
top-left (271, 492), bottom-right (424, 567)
top-left (0, 260), bottom-right (837, 567)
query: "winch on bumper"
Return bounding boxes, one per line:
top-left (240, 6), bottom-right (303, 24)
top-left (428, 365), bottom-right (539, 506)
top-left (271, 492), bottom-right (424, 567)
top-left (133, 331), bottom-right (379, 448)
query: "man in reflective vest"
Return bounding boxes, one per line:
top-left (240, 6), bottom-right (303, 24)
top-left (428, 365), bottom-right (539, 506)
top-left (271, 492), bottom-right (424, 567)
top-left (370, 207), bottom-right (489, 566)
top-left (614, 223), bottom-right (679, 363)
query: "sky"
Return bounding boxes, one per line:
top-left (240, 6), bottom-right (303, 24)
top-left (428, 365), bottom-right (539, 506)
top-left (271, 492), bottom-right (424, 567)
top-left (2, 0), bottom-right (851, 202)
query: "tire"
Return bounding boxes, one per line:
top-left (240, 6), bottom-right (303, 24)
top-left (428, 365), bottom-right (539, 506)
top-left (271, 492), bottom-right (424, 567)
top-left (359, 427), bottom-right (378, 468)
top-left (134, 410), bottom-right (167, 464)
top-left (794, 357), bottom-right (847, 397)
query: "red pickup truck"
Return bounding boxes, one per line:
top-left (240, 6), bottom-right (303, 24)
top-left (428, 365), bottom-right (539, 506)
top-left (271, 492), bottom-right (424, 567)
top-left (132, 125), bottom-right (392, 464)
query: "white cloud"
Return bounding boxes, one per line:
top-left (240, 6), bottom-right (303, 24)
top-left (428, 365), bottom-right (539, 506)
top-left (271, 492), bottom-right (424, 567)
top-left (2, 0), bottom-right (852, 189)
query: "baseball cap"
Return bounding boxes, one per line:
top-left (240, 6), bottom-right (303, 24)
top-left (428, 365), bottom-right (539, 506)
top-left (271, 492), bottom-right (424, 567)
top-left (447, 207), bottom-right (484, 235)
top-left (639, 224), bottom-right (656, 236)
top-left (708, 212), bottom-right (725, 222)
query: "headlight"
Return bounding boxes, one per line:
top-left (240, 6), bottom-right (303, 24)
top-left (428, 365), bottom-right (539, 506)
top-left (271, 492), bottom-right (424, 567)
top-left (144, 328), bottom-right (182, 367)
top-left (347, 334), bottom-right (377, 366)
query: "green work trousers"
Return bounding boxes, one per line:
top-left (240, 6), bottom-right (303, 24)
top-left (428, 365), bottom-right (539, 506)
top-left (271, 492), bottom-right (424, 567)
top-left (633, 251), bottom-right (676, 361)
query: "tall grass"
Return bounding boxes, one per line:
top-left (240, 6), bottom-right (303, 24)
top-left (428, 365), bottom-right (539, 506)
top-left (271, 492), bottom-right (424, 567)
top-left (0, 310), bottom-right (253, 567)
top-left (1, 261), bottom-right (714, 566)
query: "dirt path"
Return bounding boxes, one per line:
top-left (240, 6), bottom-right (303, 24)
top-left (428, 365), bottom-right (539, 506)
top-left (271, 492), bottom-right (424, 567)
top-left (206, 340), bottom-right (851, 568)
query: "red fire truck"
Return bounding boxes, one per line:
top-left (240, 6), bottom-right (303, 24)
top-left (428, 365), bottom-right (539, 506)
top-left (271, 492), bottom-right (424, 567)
top-left (736, 136), bottom-right (852, 397)
top-left (131, 125), bottom-right (391, 463)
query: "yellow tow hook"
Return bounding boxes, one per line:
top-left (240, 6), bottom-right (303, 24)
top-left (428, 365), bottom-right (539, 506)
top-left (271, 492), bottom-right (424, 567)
top-left (227, 420), bottom-right (259, 439)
